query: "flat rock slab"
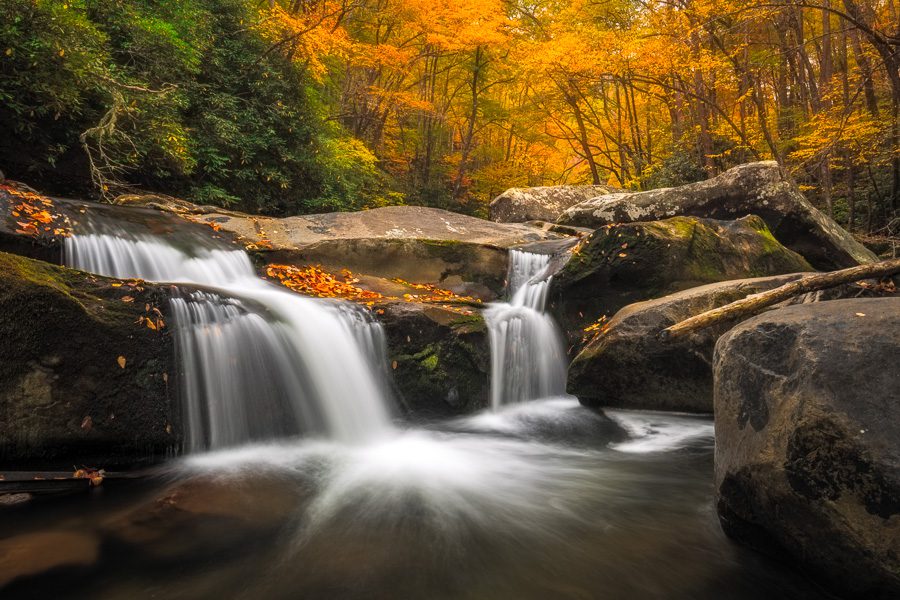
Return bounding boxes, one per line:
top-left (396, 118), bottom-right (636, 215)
top-left (191, 205), bottom-right (563, 249)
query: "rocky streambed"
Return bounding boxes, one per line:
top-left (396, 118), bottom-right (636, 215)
top-left (0, 162), bottom-right (898, 598)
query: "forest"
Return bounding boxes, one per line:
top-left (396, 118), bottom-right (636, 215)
top-left (0, 2), bottom-right (899, 599)
top-left (1, 0), bottom-right (898, 233)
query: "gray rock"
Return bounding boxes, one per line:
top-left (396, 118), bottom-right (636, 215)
top-left (569, 274), bottom-right (893, 413)
top-left (714, 298), bottom-right (900, 598)
top-left (558, 161), bottom-right (877, 270)
top-left (569, 274), bottom-right (808, 412)
top-left (548, 214), bottom-right (813, 344)
top-left (121, 200), bottom-right (568, 300)
top-left (490, 185), bottom-right (619, 223)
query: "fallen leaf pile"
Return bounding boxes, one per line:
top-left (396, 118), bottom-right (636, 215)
top-left (267, 265), bottom-right (481, 312)
top-left (1, 183), bottom-right (71, 241)
top-left (267, 264), bottom-right (384, 304)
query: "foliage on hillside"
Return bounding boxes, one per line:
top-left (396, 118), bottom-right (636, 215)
top-left (1, 0), bottom-right (898, 233)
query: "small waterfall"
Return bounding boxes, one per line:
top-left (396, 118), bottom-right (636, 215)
top-left (484, 250), bottom-right (567, 409)
top-left (65, 231), bottom-right (394, 450)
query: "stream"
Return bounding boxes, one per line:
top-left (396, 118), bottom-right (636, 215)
top-left (0, 216), bottom-right (832, 599)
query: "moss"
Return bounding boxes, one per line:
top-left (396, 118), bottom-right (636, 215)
top-left (420, 353), bottom-right (439, 371)
top-left (0, 250), bottom-right (178, 468)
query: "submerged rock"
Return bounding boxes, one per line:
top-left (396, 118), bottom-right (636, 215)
top-left (548, 214), bottom-right (812, 343)
top-left (0, 530), bottom-right (100, 588)
top-left (490, 185), bottom-right (619, 223)
top-left (714, 299), bottom-right (900, 598)
top-left (0, 252), bottom-right (178, 468)
top-left (558, 161), bottom-right (877, 270)
top-left (376, 302), bottom-right (490, 417)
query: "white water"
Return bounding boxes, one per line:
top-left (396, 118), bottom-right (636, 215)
top-left (484, 250), bottom-right (567, 409)
top-left (65, 232), bottom-right (394, 450)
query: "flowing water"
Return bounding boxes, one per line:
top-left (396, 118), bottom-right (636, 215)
top-left (65, 229), bottom-right (394, 449)
top-left (0, 222), bottom-right (829, 598)
top-left (484, 250), bottom-right (568, 409)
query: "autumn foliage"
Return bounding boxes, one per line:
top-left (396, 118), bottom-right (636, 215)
top-left (1, 183), bottom-right (70, 242)
top-left (266, 263), bottom-right (480, 310)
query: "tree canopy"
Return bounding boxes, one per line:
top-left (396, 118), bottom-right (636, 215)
top-left (2, 0), bottom-right (898, 232)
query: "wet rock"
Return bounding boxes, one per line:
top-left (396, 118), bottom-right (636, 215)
top-left (558, 161), bottom-right (877, 270)
top-left (376, 302), bottom-right (490, 417)
top-left (548, 215), bottom-right (812, 344)
top-left (714, 298), bottom-right (900, 598)
top-left (490, 185), bottom-right (619, 223)
top-left (104, 475), bottom-right (301, 563)
top-left (0, 251), bottom-right (178, 468)
top-left (569, 274), bottom-right (807, 412)
top-left (118, 199), bottom-right (567, 300)
top-left (0, 530), bottom-right (100, 588)
top-left (570, 274), bottom-right (894, 413)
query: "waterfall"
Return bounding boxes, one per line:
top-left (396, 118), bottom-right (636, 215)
top-left (65, 231), bottom-right (394, 451)
top-left (484, 250), bottom-right (567, 409)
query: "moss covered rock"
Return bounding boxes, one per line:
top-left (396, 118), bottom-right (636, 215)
top-left (376, 302), bottom-right (489, 417)
top-left (558, 161), bottom-right (877, 270)
top-left (548, 215), bottom-right (813, 344)
top-left (0, 252), bottom-right (178, 468)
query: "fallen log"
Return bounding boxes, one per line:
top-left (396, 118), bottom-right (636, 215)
top-left (659, 258), bottom-right (900, 341)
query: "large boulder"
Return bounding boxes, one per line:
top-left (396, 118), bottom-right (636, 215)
top-left (569, 274), bottom-right (806, 412)
top-left (714, 299), bottom-right (900, 598)
top-left (569, 275), bottom-right (894, 412)
top-left (489, 185), bottom-right (618, 223)
top-left (0, 252), bottom-right (178, 468)
top-left (548, 214), bottom-right (813, 343)
top-left (558, 162), bottom-right (877, 270)
top-left (377, 302), bottom-right (489, 417)
top-left (120, 201), bottom-right (567, 300)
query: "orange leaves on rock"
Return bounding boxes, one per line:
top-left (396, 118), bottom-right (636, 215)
top-left (73, 467), bottom-right (104, 487)
top-left (1, 184), bottom-right (71, 241)
top-left (266, 265), bottom-right (481, 313)
top-left (391, 278), bottom-right (480, 305)
top-left (267, 264), bottom-right (384, 304)
top-left (137, 305), bottom-right (166, 331)
top-left (116, 356), bottom-right (127, 369)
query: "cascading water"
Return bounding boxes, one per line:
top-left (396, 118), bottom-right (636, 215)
top-left (65, 229), bottom-right (394, 450)
top-left (484, 250), bottom-right (567, 409)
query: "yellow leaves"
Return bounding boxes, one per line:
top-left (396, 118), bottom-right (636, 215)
top-left (582, 314), bottom-right (610, 343)
top-left (117, 356), bottom-right (127, 369)
top-left (257, 4), bottom-right (351, 81)
top-left (137, 305), bottom-right (166, 331)
top-left (4, 48), bottom-right (11, 57)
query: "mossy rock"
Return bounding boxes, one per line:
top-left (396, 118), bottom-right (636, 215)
top-left (548, 215), bottom-right (813, 345)
top-left (376, 302), bottom-right (489, 417)
top-left (0, 252), bottom-right (178, 469)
